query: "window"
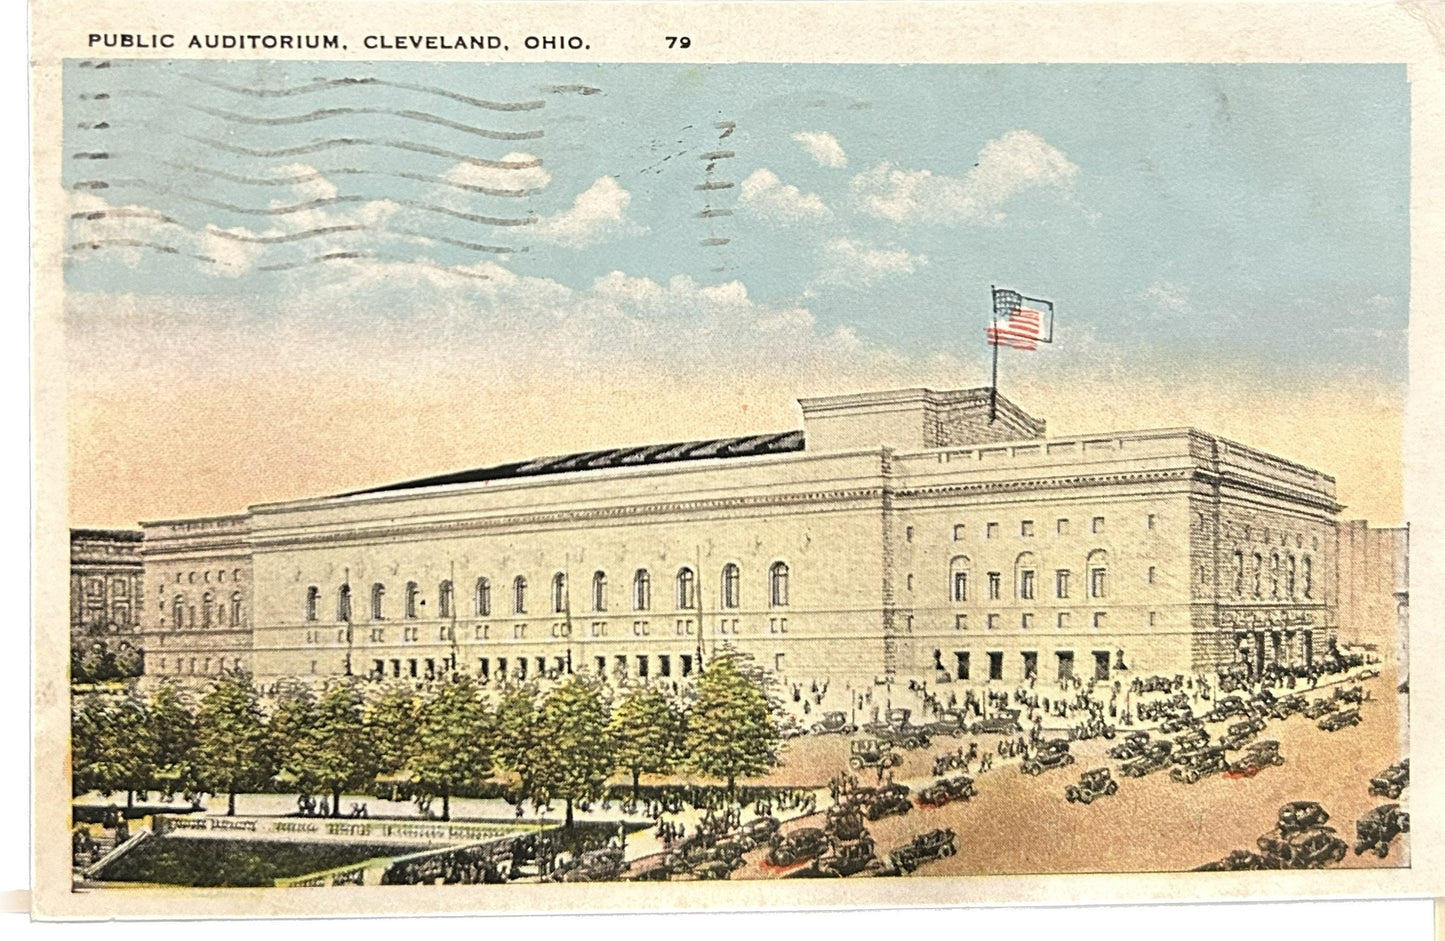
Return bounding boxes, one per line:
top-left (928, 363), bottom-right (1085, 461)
top-left (949, 555), bottom-right (970, 602)
top-left (305, 586), bottom-right (319, 622)
top-left (676, 568), bottom-right (696, 609)
top-left (986, 522), bottom-right (999, 539)
top-left (1092, 611), bottom-right (1106, 629)
top-left (1146, 513), bottom-right (1157, 530)
top-left (905, 526), bottom-right (914, 542)
top-left (906, 574), bottom-right (914, 592)
top-left (438, 580), bottom-right (453, 619)
top-left (770, 562), bottom-right (789, 607)
top-left (1090, 568), bottom-right (1107, 599)
top-left (337, 585), bottom-right (351, 622)
top-left (405, 581), bottom-right (419, 619)
top-left (1057, 612), bottom-right (1070, 630)
top-left (1057, 518), bottom-right (1070, 535)
top-left (230, 592), bottom-right (242, 627)
top-left (1055, 570), bottom-right (1070, 599)
top-left (202, 591), bottom-right (214, 629)
top-left (988, 572), bottom-right (1001, 600)
top-left (1270, 554), bottom-right (1281, 599)
top-left (633, 569), bottom-right (651, 611)
top-left (987, 613), bottom-right (999, 631)
top-left (513, 575), bottom-right (528, 615)
top-left (1019, 569), bottom-right (1036, 600)
top-left (1020, 613), bottom-right (1033, 630)
top-left (1092, 516), bottom-right (1104, 534)
top-left (1147, 566), bottom-right (1157, 585)
top-left (954, 614), bottom-right (968, 630)
top-left (1252, 553), bottom-right (1263, 598)
top-left (1233, 551), bottom-right (1245, 596)
top-left (1020, 520), bottom-right (1034, 537)
top-left (1149, 611), bottom-right (1158, 627)
top-left (955, 651), bottom-right (970, 680)
top-left (633, 620), bottom-right (649, 636)
top-left (1287, 555), bottom-right (1297, 598)
top-left (552, 572), bottom-right (568, 614)
top-left (592, 571), bottom-right (607, 612)
top-left (370, 583), bottom-right (386, 620)
top-left (1303, 557), bottom-right (1313, 598)
top-left (721, 563), bottom-right (740, 609)
top-left (953, 524), bottom-right (965, 541)
top-left (769, 617), bottom-right (788, 634)
top-left (988, 652), bottom-right (1004, 681)
top-left (474, 577), bottom-right (491, 617)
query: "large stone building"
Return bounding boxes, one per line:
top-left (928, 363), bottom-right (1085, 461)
top-left (70, 528), bottom-right (144, 638)
top-left (133, 387), bottom-right (1344, 687)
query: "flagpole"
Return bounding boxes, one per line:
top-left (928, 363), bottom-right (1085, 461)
top-left (989, 284), bottom-right (999, 423)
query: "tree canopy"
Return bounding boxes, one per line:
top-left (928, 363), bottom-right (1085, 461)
top-left (684, 654), bottom-right (780, 794)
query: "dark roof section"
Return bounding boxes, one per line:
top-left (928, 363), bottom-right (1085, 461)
top-left (345, 429), bottom-right (807, 497)
top-left (71, 528), bottom-right (144, 542)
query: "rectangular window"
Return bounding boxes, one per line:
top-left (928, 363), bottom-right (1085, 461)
top-left (987, 613), bottom-right (999, 631)
top-left (1020, 520), bottom-right (1034, 537)
top-left (988, 572), bottom-right (1001, 600)
top-left (636, 655), bottom-right (649, 678)
top-left (955, 651), bottom-right (970, 681)
top-left (986, 522), bottom-right (999, 539)
top-left (769, 617), bottom-right (779, 634)
top-left (1019, 569), bottom-right (1036, 600)
top-left (1147, 513), bottom-right (1157, 530)
top-left (681, 654), bottom-right (694, 676)
top-left (658, 655), bottom-right (671, 677)
top-left (1056, 569), bottom-right (1070, 599)
top-left (954, 613), bottom-right (968, 631)
top-left (1021, 613), bottom-right (1033, 630)
top-left (1057, 612), bottom-right (1070, 630)
top-left (1148, 565), bottom-right (1157, 585)
top-left (779, 617), bottom-right (788, 633)
top-left (988, 651), bottom-right (1004, 680)
top-left (952, 572), bottom-right (968, 603)
top-left (1093, 611), bottom-right (1107, 629)
top-left (1149, 610), bottom-right (1158, 627)
top-left (1057, 518), bottom-right (1070, 535)
top-left (1092, 516), bottom-right (1105, 534)
top-left (1090, 567), bottom-right (1107, 599)
top-left (905, 525), bottom-right (914, 542)
top-left (953, 524), bottom-right (965, 541)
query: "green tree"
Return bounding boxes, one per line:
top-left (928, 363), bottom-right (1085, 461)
top-left (71, 690), bottom-right (152, 807)
top-left (284, 681), bottom-right (374, 817)
top-left (684, 654), bottom-right (780, 796)
top-left (610, 686), bottom-right (684, 799)
top-left (196, 673), bottom-right (273, 815)
top-left (533, 677), bottom-right (614, 827)
top-left (145, 682), bottom-right (199, 799)
top-left (364, 686), bottom-right (422, 778)
top-left (492, 685), bottom-right (541, 811)
top-left (71, 691), bottom-right (111, 797)
top-left (407, 677), bottom-right (492, 821)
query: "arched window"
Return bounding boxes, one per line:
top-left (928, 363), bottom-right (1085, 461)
top-left (172, 595), bottom-right (184, 630)
top-left (1014, 552), bottom-right (1036, 601)
top-left (1287, 555), bottom-right (1297, 598)
top-left (676, 568), bottom-right (696, 609)
top-left (202, 591), bottom-right (215, 629)
top-left (1252, 553), bottom-right (1263, 598)
top-left (337, 585), bottom-right (352, 622)
top-left (1233, 550), bottom-right (1245, 596)
top-left (633, 569), bottom-right (651, 611)
top-left (1086, 550), bottom-right (1108, 600)
top-left (474, 577), bottom-right (491, 617)
top-left (770, 562), bottom-right (789, 607)
top-left (1303, 557), bottom-right (1313, 599)
top-left (405, 581), bottom-right (420, 618)
top-left (552, 573), bottom-right (568, 614)
top-left (230, 592), bottom-right (242, 628)
top-left (949, 556), bottom-right (970, 603)
top-left (513, 576), bottom-right (527, 615)
top-left (592, 571), bottom-right (607, 612)
top-left (371, 583), bottom-right (385, 620)
top-left (721, 563), bottom-right (740, 609)
top-left (438, 580), bottom-right (454, 618)
top-left (305, 586), bottom-right (319, 622)
top-left (1270, 553), bottom-right (1281, 599)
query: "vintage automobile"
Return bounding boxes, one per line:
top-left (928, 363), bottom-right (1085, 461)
top-left (863, 783), bottom-right (913, 821)
top-left (1269, 694), bottom-right (1309, 720)
top-left (1333, 684), bottom-right (1369, 704)
top-left (1064, 768), bottom-right (1119, 804)
top-left (816, 835), bottom-right (882, 877)
top-left (1020, 740), bottom-right (1075, 776)
top-left (864, 708), bottom-right (933, 749)
top-left (778, 714), bottom-right (809, 739)
top-left (1219, 717), bottom-right (1267, 750)
top-left (825, 802), bottom-right (867, 843)
top-left (1160, 713), bottom-right (1203, 735)
top-left (926, 709), bottom-right (972, 738)
top-left (1318, 707), bottom-right (1362, 732)
top-left (1069, 716), bottom-right (1117, 741)
top-left (738, 814), bottom-right (781, 848)
top-left (916, 775), bottom-right (976, 809)
top-left (1354, 804), bottom-right (1410, 858)
top-left (1204, 695), bottom-right (1252, 723)
top-left (810, 711), bottom-right (857, 736)
top-left (883, 828), bottom-right (958, 875)
top-left (1106, 731), bottom-right (1151, 761)
top-left (848, 739), bottom-right (904, 772)
top-left (1169, 746), bottom-right (1228, 784)
top-left (1120, 741), bottom-right (1174, 778)
top-left (1369, 759), bottom-right (1410, 799)
top-left (1194, 849), bottom-right (1283, 871)
top-left (1257, 826), bottom-right (1348, 868)
top-left (691, 859), bottom-right (735, 880)
top-left (1302, 697), bottom-right (1338, 720)
top-left (970, 708), bottom-right (1025, 736)
top-left (1277, 801), bottom-right (1332, 832)
top-left (1171, 727), bottom-right (1211, 754)
top-left (1225, 740), bottom-right (1284, 778)
top-left (555, 846), bottom-right (628, 883)
top-left (1357, 668), bottom-right (1381, 681)
top-left (765, 827), bottom-right (830, 868)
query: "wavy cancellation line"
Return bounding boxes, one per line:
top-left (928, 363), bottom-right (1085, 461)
top-left (69, 241), bottom-right (498, 280)
top-left (178, 72), bottom-right (548, 112)
top-left (152, 161), bottom-right (544, 199)
top-left (186, 134), bottom-right (545, 170)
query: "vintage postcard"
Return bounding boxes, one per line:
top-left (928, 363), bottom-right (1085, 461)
top-left (29, 0), bottom-right (1445, 920)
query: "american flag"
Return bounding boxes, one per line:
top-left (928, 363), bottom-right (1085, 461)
top-left (987, 288), bottom-right (1054, 351)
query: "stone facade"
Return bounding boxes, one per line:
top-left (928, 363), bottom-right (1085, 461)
top-left (69, 529), bottom-right (144, 638)
top-left (129, 387), bottom-right (1345, 687)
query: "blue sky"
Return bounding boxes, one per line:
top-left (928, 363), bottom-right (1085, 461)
top-left (65, 60), bottom-right (1408, 378)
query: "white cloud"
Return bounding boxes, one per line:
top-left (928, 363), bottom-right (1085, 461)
top-left (851, 130), bottom-right (1079, 225)
top-left (529, 176), bottom-right (640, 248)
top-left (818, 237), bottom-right (926, 287)
top-left (793, 131), bottom-right (847, 168)
top-left (738, 168), bottom-right (832, 224)
top-left (441, 152), bottom-right (552, 193)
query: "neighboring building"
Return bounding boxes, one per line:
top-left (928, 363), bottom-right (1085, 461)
top-left (1336, 520), bottom-right (1409, 658)
top-left (69, 528), bottom-right (144, 638)
top-left (133, 387), bottom-right (1344, 686)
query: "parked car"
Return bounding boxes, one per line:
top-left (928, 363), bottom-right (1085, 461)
top-left (1303, 698), bottom-right (1338, 720)
top-left (555, 846), bottom-right (627, 882)
top-left (1121, 741), bottom-right (1174, 778)
top-left (970, 708), bottom-right (1024, 736)
top-left (1369, 759), bottom-right (1409, 799)
top-left (815, 835), bottom-right (882, 878)
top-left (865, 708), bottom-right (933, 749)
top-left (863, 783), bottom-right (913, 821)
top-left (738, 815), bottom-right (780, 848)
top-left (1219, 717), bottom-right (1267, 750)
top-left (926, 709), bottom-right (971, 738)
top-left (882, 828), bottom-right (957, 875)
top-left (1277, 801), bottom-right (1332, 832)
top-left (1107, 731), bottom-right (1151, 761)
top-left (1225, 740), bottom-right (1284, 778)
top-left (1064, 768), bottom-right (1119, 804)
top-left (1333, 684), bottom-right (1368, 704)
top-left (916, 775), bottom-right (976, 809)
top-left (1020, 740), bottom-right (1075, 776)
top-left (1204, 695), bottom-right (1251, 722)
top-left (1172, 727), bottom-right (1211, 754)
top-left (824, 803), bottom-right (867, 843)
top-left (1269, 694), bottom-right (1308, 720)
top-left (1256, 826), bottom-right (1348, 868)
top-left (766, 827), bottom-right (830, 868)
top-left (848, 739), bottom-right (904, 772)
top-left (810, 711), bottom-right (857, 736)
top-left (1170, 746), bottom-right (1228, 784)
top-left (1160, 713), bottom-right (1202, 735)
top-left (1318, 707), bottom-right (1362, 732)
top-left (1354, 804), bottom-right (1410, 859)
top-left (1194, 849), bottom-right (1283, 871)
